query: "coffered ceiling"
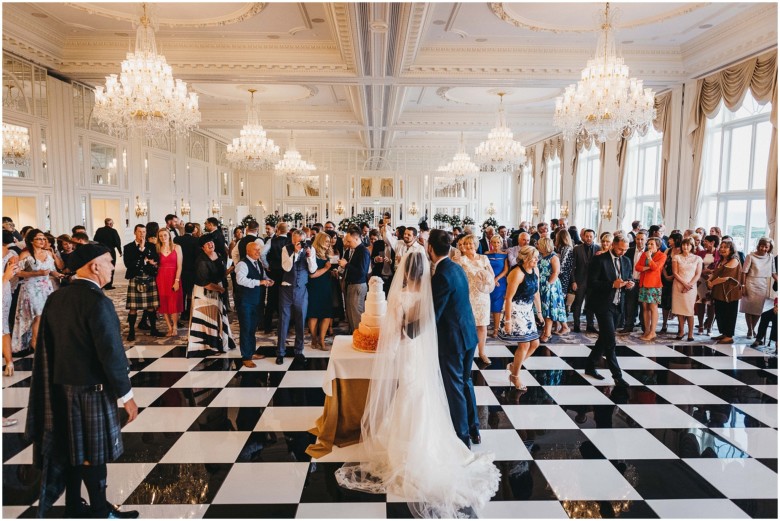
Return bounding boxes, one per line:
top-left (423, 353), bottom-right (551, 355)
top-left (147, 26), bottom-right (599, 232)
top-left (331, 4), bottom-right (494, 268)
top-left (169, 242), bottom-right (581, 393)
top-left (3, 2), bottom-right (777, 167)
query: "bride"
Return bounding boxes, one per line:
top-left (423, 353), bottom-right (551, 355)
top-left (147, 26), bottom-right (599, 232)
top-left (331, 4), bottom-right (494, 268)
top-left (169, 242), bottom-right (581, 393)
top-left (336, 252), bottom-right (500, 518)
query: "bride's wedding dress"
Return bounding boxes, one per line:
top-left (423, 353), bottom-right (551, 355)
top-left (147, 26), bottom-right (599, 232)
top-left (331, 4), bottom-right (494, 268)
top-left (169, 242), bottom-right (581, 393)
top-left (336, 252), bottom-right (500, 518)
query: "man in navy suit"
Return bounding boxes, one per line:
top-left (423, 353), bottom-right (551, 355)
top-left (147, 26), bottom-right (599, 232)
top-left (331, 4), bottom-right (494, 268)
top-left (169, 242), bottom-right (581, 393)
top-left (584, 236), bottom-right (633, 387)
top-left (427, 229), bottom-right (480, 447)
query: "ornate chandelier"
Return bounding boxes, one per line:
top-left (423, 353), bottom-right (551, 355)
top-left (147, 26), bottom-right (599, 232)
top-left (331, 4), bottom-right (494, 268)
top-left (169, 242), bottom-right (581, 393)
top-left (226, 89), bottom-right (280, 169)
top-left (437, 132), bottom-right (480, 186)
top-left (553, 3), bottom-right (655, 143)
top-left (274, 131), bottom-right (316, 183)
top-left (93, 3), bottom-right (200, 138)
top-left (2, 123), bottom-right (30, 166)
top-left (475, 93), bottom-right (526, 172)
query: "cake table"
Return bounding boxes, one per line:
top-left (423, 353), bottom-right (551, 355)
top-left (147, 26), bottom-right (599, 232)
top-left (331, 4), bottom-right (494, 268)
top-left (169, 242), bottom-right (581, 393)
top-left (305, 335), bottom-right (375, 458)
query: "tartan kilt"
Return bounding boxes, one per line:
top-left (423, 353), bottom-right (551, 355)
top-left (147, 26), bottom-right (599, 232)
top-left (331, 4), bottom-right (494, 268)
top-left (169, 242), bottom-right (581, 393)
top-left (58, 384), bottom-right (123, 466)
top-left (126, 275), bottom-right (160, 310)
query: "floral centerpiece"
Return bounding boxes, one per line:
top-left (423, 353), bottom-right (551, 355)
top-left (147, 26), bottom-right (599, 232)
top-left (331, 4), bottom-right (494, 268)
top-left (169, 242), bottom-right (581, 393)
top-left (265, 214), bottom-right (280, 227)
top-left (462, 216), bottom-right (475, 225)
top-left (482, 217), bottom-right (498, 230)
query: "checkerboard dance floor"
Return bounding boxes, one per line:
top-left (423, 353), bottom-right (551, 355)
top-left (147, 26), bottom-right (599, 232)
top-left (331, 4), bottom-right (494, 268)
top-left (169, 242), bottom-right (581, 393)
top-left (3, 336), bottom-right (777, 519)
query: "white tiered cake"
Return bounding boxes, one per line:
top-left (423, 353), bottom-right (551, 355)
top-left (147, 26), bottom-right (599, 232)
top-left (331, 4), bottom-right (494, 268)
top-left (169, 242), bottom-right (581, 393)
top-left (352, 276), bottom-right (387, 352)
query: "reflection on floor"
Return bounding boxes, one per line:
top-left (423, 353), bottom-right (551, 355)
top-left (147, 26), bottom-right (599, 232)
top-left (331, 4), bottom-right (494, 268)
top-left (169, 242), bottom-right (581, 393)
top-left (2, 275), bottom-right (777, 518)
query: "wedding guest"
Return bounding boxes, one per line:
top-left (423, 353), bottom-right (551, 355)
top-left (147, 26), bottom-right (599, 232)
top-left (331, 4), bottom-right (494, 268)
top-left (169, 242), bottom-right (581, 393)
top-left (3, 232), bottom-right (19, 375)
top-left (458, 235), bottom-right (494, 365)
top-left (649, 225), bottom-right (668, 252)
top-left (13, 229), bottom-right (64, 353)
top-left (741, 237), bottom-right (774, 338)
top-left (537, 237), bottom-right (568, 340)
top-left (497, 225), bottom-right (510, 251)
top-left (708, 240), bottom-right (743, 344)
top-left (571, 229), bottom-right (599, 332)
top-left (165, 213), bottom-right (181, 237)
top-left (692, 232), bottom-right (703, 252)
top-left (369, 229), bottom-right (393, 294)
top-left (382, 223), bottom-right (424, 272)
top-left (92, 218), bottom-right (123, 289)
top-left (709, 226), bottom-right (723, 240)
top-left (752, 297), bottom-right (777, 347)
top-left (277, 229), bottom-right (317, 365)
top-left (627, 220), bottom-right (642, 245)
top-left (307, 232), bottom-right (334, 350)
top-left (55, 234), bottom-right (76, 285)
top-left (568, 225), bottom-right (582, 246)
top-left (174, 223), bottom-right (199, 319)
top-left (597, 232), bottom-right (613, 255)
top-left (187, 235), bottom-right (235, 354)
top-left (227, 226), bottom-right (245, 309)
top-left (500, 246), bottom-right (542, 390)
top-left (486, 235), bottom-right (508, 339)
top-left (236, 242), bottom-right (273, 367)
top-left (339, 228), bottom-right (370, 333)
top-left (672, 237), bottom-right (702, 341)
top-left (529, 222), bottom-right (548, 247)
top-left (155, 228), bottom-right (184, 337)
top-left (262, 222), bottom-right (290, 333)
top-left (507, 232), bottom-right (530, 269)
top-left (621, 230), bottom-right (647, 334)
top-left (479, 226), bottom-right (494, 254)
top-left (324, 229), bottom-right (345, 324)
top-left (636, 237), bottom-right (667, 341)
top-left (555, 228), bottom-right (575, 317)
top-left (660, 233), bottom-right (682, 334)
top-left (145, 221), bottom-right (160, 248)
top-left (123, 224), bottom-right (163, 342)
top-left (723, 234), bottom-right (746, 264)
top-left (695, 234), bottom-right (720, 334)
top-left (191, 222), bottom-right (203, 238)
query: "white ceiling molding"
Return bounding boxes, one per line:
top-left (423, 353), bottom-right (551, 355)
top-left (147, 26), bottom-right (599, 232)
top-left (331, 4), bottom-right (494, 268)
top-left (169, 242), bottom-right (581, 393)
top-left (62, 2), bottom-right (268, 29)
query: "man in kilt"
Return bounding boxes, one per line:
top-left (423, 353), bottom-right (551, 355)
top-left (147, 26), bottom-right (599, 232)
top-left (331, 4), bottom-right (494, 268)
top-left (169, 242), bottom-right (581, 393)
top-left (123, 224), bottom-right (164, 341)
top-left (26, 244), bottom-right (139, 518)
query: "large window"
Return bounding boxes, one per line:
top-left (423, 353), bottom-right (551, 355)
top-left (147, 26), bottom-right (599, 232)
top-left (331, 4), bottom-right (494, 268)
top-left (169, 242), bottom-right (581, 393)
top-left (519, 164), bottom-right (534, 222)
top-left (700, 92), bottom-right (771, 252)
top-left (544, 155), bottom-right (561, 222)
top-left (625, 126), bottom-right (663, 229)
top-left (575, 145), bottom-right (600, 231)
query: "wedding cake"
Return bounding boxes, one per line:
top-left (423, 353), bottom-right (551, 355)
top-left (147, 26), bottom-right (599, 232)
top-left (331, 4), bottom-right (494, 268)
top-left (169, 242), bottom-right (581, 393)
top-left (353, 276), bottom-right (387, 352)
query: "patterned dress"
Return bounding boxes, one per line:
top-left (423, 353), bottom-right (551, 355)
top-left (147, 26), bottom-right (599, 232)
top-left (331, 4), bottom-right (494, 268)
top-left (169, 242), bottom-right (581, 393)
top-left (539, 253), bottom-right (567, 322)
top-left (557, 245), bottom-right (574, 295)
top-left (12, 253), bottom-right (56, 353)
top-left (498, 265), bottom-right (539, 342)
top-left (458, 254), bottom-right (493, 327)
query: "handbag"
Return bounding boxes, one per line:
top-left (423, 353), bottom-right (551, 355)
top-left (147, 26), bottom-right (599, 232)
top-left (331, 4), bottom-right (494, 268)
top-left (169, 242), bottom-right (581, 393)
top-left (475, 259), bottom-right (496, 294)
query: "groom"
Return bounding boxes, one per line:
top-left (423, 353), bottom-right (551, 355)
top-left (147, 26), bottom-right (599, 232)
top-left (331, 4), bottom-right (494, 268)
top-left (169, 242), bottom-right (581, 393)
top-left (427, 229), bottom-right (481, 447)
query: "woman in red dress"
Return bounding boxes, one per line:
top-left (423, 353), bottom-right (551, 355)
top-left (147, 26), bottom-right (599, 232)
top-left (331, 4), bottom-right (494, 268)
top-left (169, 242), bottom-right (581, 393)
top-left (156, 229), bottom-right (184, 336)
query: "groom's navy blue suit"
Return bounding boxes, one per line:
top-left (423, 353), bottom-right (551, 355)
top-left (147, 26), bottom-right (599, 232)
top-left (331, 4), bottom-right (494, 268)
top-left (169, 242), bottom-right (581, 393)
top-left (431, 257), bottom-right (479, 446)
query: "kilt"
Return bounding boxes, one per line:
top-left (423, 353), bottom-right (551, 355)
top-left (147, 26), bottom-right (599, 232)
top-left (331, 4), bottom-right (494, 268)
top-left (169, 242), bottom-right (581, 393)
top-left (126, 275), bottom-right (160, 310)
top-left (57, 383), bottom-right (123, 466)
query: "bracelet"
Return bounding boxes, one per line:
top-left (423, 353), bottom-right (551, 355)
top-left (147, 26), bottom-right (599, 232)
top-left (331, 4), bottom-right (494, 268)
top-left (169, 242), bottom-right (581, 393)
top-left (175, 279), bottom-right (180, 282)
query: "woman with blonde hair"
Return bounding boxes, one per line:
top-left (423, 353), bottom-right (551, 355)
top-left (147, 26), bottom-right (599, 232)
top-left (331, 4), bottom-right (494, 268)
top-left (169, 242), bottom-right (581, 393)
top-left (554, 228), bottom-right (575, 319)
top-left (457, 234), bottom-right (495, 365)
top-left (307, 232), bottom-right (334, 349)
top-left (596, 232), bottom-right (613, 256)
top-left (486, 235), bottom-right (508, 338)
top-left (156, 228), bottom-right (184, 336)
top-left (536, 237), bottom-right (567, 340)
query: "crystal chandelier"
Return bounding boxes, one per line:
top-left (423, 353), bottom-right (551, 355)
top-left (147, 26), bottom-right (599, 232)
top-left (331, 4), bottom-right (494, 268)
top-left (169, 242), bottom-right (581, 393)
top-left (553, 3), bottom-right (655, 143)
top-left (93, 3), bottom-right (200, 138)
top-left (475, 93), bottom-right (526, 172)
top-left (2, 123), bottom-right (30, 166)
top-left (226, 89), bottom-right (280, 169)
top-left (437, 132), bottom-right (480, 186)
top-left (274, 131), bottom-right (316, 183)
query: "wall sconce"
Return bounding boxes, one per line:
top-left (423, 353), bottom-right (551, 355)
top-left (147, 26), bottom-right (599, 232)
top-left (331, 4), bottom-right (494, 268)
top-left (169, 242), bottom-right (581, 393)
top-left (560, 201), bottom-right (570, 219)
top-left (486, 202), bottom-right (496, 216)
top-left (257, 200), bottom-right (266, 212)
top-left (211, 200), bottom-right (221, 216)
top-left (408, 202), bottom-right (419, 216)
top-left (532, 203), bottom-right (540, 218)
top-left (134, 196), bottom-right (147, 218)
top-left (180, 198), bottom-right (191, 216)
top-left (600, 199), bottom-right (613, 221)
top-left (335, 201), bottom-right (345, 216)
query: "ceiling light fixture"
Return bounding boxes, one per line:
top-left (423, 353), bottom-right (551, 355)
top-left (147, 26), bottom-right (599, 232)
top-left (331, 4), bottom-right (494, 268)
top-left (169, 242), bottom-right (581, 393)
top-left (2, 123), bottom-right (30, 166)
top-left (274, 131), bottom-right (316, 183)
top-left (93, 3), bottom-right (200, 138)
top-left (553, 3), bottom-right (655, 143)
top-left (437, 132), bottom-right (480, 185)
top-left (226, 89), bottom-right (280, 169)
top-left (474, 92), bottom-right (526, 172)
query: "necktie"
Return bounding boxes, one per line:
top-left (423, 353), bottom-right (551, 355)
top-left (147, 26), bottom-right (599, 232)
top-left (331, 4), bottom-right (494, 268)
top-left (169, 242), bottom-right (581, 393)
top-left (613, 257), bottom-right (621, 305)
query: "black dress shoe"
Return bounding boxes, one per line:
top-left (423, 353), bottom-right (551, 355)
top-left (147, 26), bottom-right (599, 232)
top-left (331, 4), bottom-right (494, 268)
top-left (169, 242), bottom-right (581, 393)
top-left (64, 498), bottom-right (90, 518)
top-left (294, 353), bottom-right (307, 364)
top-left (470, 431), bottom-right (482, 445)
top-left (275, 356), bottom-right (284, 365)
top-left (614, 377), bottom-right (630, 388)
top-left (137, 321), bottom-right (151, 331)
top-left (149, 329), bottom-right (165, 337)
top-left (107, 504), bottom-right (140, 519)
top-left (585, 327), bottom-right (599, 333)
top-left (127, 332), bottom-right (135, 342)
top-left (104, 285), bottom-right (114, 290)
top-left (572, 327), bottom-right (581, 333)
top-left (584, 369), bottom-right (605, 380)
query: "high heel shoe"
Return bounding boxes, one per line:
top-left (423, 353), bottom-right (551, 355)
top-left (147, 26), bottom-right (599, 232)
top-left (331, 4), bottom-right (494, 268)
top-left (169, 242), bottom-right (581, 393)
top-left (507, 363), bottom-right (527, 391)
top-left (479, 353), bottom-right (492, 366)
top-left (3, 364), bottom-right (13, 377)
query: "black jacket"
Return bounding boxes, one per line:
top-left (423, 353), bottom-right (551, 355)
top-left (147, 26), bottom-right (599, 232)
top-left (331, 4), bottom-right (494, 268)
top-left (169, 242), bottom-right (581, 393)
top-left (174, 233), bottom-right (199, 274)
top-left (572, 243), bottom-right (600, 286)
top-left (93, 226), bottom-right (122, 256)
top-left (122, 241), bottom-right (159, 279)
top-left (587, 252), bottom-right (633, 312)
top-left (344, 243), bottom-right (370, 285)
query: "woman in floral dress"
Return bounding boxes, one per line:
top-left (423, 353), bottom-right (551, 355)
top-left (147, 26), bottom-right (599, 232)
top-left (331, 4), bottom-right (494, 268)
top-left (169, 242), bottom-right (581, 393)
top-left (458, 234), bottom-right (495, 365)
top-left (536, 238), bottom-right (567, 341)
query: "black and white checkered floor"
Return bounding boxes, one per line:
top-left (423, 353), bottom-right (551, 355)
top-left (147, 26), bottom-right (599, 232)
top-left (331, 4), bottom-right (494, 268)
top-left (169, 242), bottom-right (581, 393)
top-left (3, 329), bottom-right (777, 519)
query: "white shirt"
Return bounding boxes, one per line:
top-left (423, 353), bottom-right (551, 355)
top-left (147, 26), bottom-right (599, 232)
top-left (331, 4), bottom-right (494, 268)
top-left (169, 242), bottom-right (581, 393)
top-left (235, 258), bottom-right (267, 288)
top-left (280, 247), bottom-right (318, 285)
top-left (631, 248), bottom-right (644, 280)
top-left (383, 227), bottom-right (426, 269)
top-left (231, 234), bottom-right (264, 267)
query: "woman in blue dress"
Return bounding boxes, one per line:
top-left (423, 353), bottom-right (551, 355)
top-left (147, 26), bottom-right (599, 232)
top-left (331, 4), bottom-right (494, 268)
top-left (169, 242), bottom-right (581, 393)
top-left (537, 237), bottom-right (568, 342)
top-left (486, 235), bottom-right (509, 338)
top-left (499, 245), bottom-right (542, 391)
top-left (307, 232), bottom-right (334, 349)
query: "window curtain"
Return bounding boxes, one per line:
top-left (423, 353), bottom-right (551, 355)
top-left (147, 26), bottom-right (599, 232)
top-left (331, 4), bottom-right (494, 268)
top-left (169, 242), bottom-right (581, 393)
top-left (572, 133), bottom-right (596, 225)
top-left (541, 136), bottom-right (564, 221)
top-left (598, 141), bottom-right (607, 232)
top-left (524, 146), bottom-right (536, 222)
top-left (653, 91), bottom-right (673, 222)
top-left (615, 137), bottom-right (629, 232)
top-left (686, 50), bottom-right (777, 231)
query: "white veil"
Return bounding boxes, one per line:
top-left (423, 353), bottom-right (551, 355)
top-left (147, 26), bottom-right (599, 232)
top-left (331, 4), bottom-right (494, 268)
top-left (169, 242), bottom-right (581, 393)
top-left (335, 252), bottom-right (500, 518)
